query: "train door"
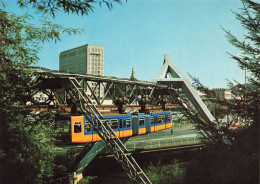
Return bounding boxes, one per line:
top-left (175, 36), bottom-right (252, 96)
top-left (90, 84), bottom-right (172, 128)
top-left (110, 119), bottom-right (119, 137)
top-left (71, 116), bottom-right (84, 143)
top-left (165, 112), bottom-right (172, 129)
top-left (150, 115), bottom-right (155, 132)
top-left (84, 117), bottom-right (93, 142)
top-left (125, 118), bottom-right (132, 137)
top-left (157, 115), bottom-right (164, 131)
top-left (119, 118), bottom-right (126, 137)
top-left (138, 115), bottom-right (146, 135)
top-left (119, 117), bottom-right (132, 138)
top-left (161, 114), bottom-right (166, 130)
top-left (132, 115), bottom-right (138, 136)
top-left (145, 115), bottom-right (151, 133)
top-left (154, 115), bottom-right (158, 132)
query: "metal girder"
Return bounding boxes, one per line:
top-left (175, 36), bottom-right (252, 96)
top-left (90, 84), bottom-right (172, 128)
top-left (33, 67), bottom-right (166, 88)
top-left (67, 77), bottom-right (151, 184)
top-left (115, 83), bottom-right (125, 97)
top-left (85, 81), bottom-right (101, 105)
top-left (34, 67), bottom-right (201, 112)
top-left (153, 54), bottom-right (215, 123)
top-left (100, 82), bottom-right (114, 104)
top-left (32, 68), bottom-right (171, 110)
top-left (129, 85), bottom-right (137, 98)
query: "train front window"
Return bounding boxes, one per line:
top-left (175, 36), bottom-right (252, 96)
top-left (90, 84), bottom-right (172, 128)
top-left (139, 117), bottom-right (144, 127)
top-left (74, 121), bottom-right (82, 133)
top-left (126, 118), bottom-right (131, 128)
top-left (56, 119), bottom-right (70, 133)
top-left (151, 116), bottom-right (154, 125)
top-left (110, 119), bottom-right (118, 129)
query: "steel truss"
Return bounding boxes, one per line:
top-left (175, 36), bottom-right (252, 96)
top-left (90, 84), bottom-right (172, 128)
top-left (67, 77), bottom-right (151, 184)
top-left (35, 68), bottom-right (178, 113)
top-left (32, 66), bottom-right (211, 183)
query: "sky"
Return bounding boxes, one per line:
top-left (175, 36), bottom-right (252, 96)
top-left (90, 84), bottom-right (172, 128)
top-left (6, 0), bottom-right (246, 88)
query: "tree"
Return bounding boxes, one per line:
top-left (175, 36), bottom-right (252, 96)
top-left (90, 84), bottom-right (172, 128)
top-left (0, 0), bottom-right (121, 183)
top-left (145, 159), bottom-right (185, 184)
top-left (183, 1), bottom-right (259, 183)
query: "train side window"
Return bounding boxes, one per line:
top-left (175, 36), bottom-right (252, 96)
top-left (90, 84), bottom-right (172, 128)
top-left (85, 121), bottom-right (91, 132)
top-left (158, 116), bottom-right (162, 124)
top-left (139, 117), bottom-right (145, 126)
top-left (101, 120), bottom-right (110, 129)
top-left (151, 116), bottom-right (154, 125)
top-left (154, 116), bottom-right (157, 124)
top-left (74, 121), bottom-right (81, 133)
top-left (167, 114), bottom-right (171, 122)
top-left (126, 118), bottom-right (131, 128)
top-left (110, 119), bottom-right (118, 129)
top-left (162, 115), bottom-right (165, 122)
top-left (103, 119), bottom-right (109, 126)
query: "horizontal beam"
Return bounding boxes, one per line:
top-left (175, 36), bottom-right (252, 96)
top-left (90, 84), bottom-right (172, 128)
top-left (29, 104), bottom-right (179, 114)
top-left (33, 68), bottom-right (168, 88)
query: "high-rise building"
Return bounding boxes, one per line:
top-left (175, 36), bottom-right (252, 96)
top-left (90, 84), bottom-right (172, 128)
top-left (59, 44), bottom-right (104, 97)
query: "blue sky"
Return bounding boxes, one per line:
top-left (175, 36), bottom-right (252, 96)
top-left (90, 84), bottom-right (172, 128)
top-left (7, 0), bottom-right (245, 88)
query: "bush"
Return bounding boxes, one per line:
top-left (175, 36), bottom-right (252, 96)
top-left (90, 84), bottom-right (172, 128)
top-left (145, 159), bottom-right (185, 184)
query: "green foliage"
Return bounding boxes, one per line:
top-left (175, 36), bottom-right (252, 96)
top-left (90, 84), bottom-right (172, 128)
top-left (145, 159), bottom-right (185, 184)
top-left (183, 1), bottom-right (259, 183)
top-left (1, 0), bottom-right (124, 183)
top-left (78, 176), bottom-right (96, 184)
top-left (223, 0), bottom-right (260, 80)
top-left (17, 0), bottom-right (122, 17)
top-left (0, 112), bottom-right (55, 184)
top-left (0, 0), bottom-right (86, 183)
top-left (185, 141), bottom-right (259, 184)
top-left (189, 0), bottom-right (259, 143)
top-left (0, 2), bottom-right (58, 182)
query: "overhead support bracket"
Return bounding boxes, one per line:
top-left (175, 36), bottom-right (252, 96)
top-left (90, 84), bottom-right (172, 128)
top-left (153, 54), bottom-right (215, 123)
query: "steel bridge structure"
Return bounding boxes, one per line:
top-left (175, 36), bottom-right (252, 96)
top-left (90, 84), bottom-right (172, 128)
top-left (32, 54), bottom-right (214, 183)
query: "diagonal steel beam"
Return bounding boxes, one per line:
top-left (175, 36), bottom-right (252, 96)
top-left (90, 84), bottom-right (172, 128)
top-left (67, 78), bottom-right (151, 184)
top-left (85, 82), bottom-right (101, 105)
top-left (100, 82), bottom-right (114, 104)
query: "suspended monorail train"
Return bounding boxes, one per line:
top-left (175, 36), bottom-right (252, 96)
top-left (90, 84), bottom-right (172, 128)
top-left (55, 111), bottom-right (172, 143)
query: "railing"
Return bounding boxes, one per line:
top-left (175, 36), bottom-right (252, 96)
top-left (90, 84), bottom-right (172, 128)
top-left (172, 122), bottom-right (195, 129)
top-left (124, 136), bottom-right (200, 151)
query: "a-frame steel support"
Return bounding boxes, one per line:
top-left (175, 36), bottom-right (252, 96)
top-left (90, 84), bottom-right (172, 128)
top-left (153, 54), bottom-right (215, 123)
